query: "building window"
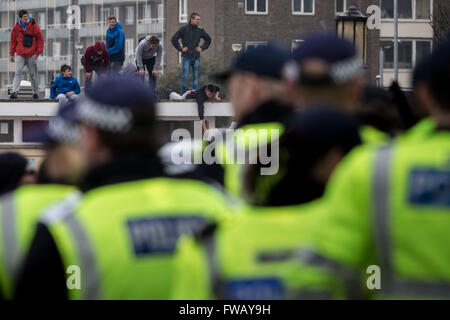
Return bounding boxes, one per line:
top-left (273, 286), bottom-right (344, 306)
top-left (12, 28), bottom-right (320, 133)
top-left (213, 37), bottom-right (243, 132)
top-left (80, 6), bottom-right (86, 23)
top-left (179, 0), bottom-right (187, 23)
top-left (158, 4), bottom-right (163, 20)
top-left (126, 38), bottom-right (134, 57)
top-left (416, 0), bottom-right (431, 19)
top-left (246, 0), bottom-right (268, 14)
top-left (65, 40), bottom-right (70, 56)
top-left (100, 8), bottom-right (110, 23)
top-left (292, 0), bottom-right (314, 15)
top-left (126, 6), bottom-right (134, 25)
top-left (38, 12), bottom-right (46, 29)
top-left (54, 10), bottom-right (61, 25)
top-left (53, 42), bottom-right (61, 59)
top-left (22, 121), bottom-right (49, 143)
top-left (381, 0), bottom-right (431, 20)
top-left (113, 7), bottom-right (120, 21)
top-left (144, 4), bottom-right (152, 20)
top-left (381, 39), bottom-right (432, 69)
top-left (336, 0), bottom-right (346, 14)
top-left (245, 41), bottom-right (268, 50)
top-left (39, 74), bottom-right (46, 89)
top-left (416, 40), bottom-right (431, 62)
top-left (0, 120), bottom-right (14, 143)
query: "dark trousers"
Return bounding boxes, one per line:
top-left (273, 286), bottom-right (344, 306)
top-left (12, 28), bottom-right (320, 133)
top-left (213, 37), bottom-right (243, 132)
top-left (110, 61), bottom-right (124, 73)
top-left (137, 57), bottom-right (157, 92)
top-left (85, 66), bottom-right (102, 90)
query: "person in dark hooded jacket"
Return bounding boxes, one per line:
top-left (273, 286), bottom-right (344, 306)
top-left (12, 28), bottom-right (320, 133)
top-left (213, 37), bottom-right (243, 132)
top-left (0, 152), bottom-right (36, 196)
top-left (105, 16), bottom-right (125, 72)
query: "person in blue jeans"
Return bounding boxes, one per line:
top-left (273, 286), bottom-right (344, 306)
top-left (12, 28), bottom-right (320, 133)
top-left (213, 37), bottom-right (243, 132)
top-left (171, 12), bottom-right (211, 94)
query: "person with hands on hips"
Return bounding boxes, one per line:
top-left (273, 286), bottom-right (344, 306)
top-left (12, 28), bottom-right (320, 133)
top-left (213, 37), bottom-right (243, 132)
top-left (171, 12), bottom-right (211, 94)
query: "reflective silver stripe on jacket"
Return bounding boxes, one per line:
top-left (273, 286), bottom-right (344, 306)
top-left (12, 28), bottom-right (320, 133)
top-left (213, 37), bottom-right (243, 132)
top-left (63, 213), bottom-right (102, 300)
top-left (373, 144), bottom-right (394, 290)
top-left (296, 248), bottom-right (363, 299)
top-left (1, 192), bottom-right (19, 284)
top-left (373, 144), bottom-right (450, 298)
top-left (203, 232), bottom-right (225, 299)
top-left (43, 192), bottom-right (101, 300)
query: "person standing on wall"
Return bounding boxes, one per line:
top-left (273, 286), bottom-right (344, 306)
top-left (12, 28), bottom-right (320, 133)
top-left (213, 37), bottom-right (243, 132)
top-left (9, 10), bottom-right (44, 99)
top-left (171, 12), bottom-right (211, 94)
top-left (105, 16), bottom-right (125, 72)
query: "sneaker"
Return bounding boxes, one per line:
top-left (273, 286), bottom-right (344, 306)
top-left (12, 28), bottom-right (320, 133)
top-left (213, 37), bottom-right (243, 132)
top-left (33, 94), bottom-right (39, 99)
top-left (167, 90), bottom-right (173, 98)
top-left (9, 92), bottom-right (17, 99)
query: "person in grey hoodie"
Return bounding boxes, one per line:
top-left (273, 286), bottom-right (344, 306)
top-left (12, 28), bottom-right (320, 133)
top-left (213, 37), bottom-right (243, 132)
top-left (135, 35), bottom-right (162, 92)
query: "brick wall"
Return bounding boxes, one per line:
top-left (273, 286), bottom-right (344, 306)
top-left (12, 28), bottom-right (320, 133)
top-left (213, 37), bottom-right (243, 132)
top-left (164, 0), bottom-right (380, 85)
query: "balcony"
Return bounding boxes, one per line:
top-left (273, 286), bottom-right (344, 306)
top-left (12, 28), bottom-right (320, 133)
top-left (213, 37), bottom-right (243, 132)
top-left (0, 0), bottom-right (11, 11)
top-left (0, 28), bottom-right (12, 42)
top-left (47, 55), bottom-right (72, 70)
top-left (79, 0), bottom-right (134, 4)
top-left (0, 58), bottom-right (9, 72)
top-left (137, 18), bottom-right (164, 35)
top-left (79, 21), bottom-right (106, 38)
top-left (47, 24), bottom-right (70, 39)
top-left (14, 0), bottom-right (47, 10)
top-left (0, 56), bottom-right (68, 73)
top-left (37, 58), bottom-right (47, 71)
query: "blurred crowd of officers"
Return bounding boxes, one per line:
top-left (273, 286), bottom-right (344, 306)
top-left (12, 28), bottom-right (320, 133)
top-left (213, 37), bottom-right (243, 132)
top-left (0, 28), bottom-right (449, 300)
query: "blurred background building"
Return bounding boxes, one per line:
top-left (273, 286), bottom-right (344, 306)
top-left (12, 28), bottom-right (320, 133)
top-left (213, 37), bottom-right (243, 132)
top-left (1, 0), bottom-right (449, 96)
top-left (379, 0), bottom-right (447, 89)
top-left (1, 0), bottom-right (449, 166)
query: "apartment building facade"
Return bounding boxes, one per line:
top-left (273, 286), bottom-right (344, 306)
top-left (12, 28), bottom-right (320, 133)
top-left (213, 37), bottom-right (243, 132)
top-left (0, 0), bottom-right (387, 97)
top-left (379, 0), bottom-right (444, 89)
top-left (165, 0), bottom-right (381, 85)
top-left (0, 0), bottom-right (165, 97)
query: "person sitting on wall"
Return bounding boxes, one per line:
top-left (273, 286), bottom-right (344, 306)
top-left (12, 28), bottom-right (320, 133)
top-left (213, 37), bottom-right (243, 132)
top-left (50, 64), bottom-right (81, 104)
top-left (168, 84), bottom-right (221, 132)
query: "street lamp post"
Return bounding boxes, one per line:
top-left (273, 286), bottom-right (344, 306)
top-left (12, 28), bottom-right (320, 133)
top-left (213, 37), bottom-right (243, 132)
top-left (231, 44), bottom-right (242, 64)
top-left (379, 44), bottom-right (392, 88)
top-left (75, 43), bottom-right (84, 86)
top-left (291, 39), bottom-right (303, 53)
top-left (394, 0), bottom-right (399, 82)
top-left (232, 43), bottom-right (242, 54)
top-left (336, 6), bottom-right (368, 64)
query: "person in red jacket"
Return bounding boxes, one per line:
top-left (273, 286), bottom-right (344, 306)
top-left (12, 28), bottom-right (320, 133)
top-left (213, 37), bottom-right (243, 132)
top-left (82, 41), bottom-right (110, 89)
top-left (9, 10), bottom-right (44, 99)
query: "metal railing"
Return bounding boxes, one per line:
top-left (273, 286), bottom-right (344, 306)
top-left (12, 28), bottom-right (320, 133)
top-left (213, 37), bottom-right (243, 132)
top-left (137, 18), bottom-right (164, 35)
top-left (79, 21), bottom-right (106, 38)
top-left (47, 24), bottom-right (70, 38)
top-left (0, 58), bottom-right (9, 72)
top-left (0, 28), bottom-right (11, 42)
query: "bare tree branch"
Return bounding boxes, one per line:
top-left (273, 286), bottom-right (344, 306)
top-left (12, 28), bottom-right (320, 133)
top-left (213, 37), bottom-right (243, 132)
top-left (430, 0), bottom-right (450, 42)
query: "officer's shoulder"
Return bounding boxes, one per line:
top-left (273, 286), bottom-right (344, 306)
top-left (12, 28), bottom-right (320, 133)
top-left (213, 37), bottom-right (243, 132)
top-left (40, 191), bottom-right (82, 226)
top-left (196, 25), bottom-right (204, 30)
